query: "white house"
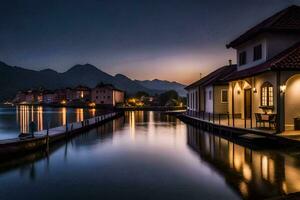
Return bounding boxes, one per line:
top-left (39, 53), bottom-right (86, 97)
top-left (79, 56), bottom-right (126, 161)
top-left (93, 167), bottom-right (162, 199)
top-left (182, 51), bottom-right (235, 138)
top-left (224, 5), bottom-right (300, 132)
top-left (186, 63), bottom-right (237, 114)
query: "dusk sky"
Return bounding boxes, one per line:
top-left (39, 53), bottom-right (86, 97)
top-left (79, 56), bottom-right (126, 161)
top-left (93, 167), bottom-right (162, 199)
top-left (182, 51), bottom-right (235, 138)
top-left (1, 0), bottom-right (299, 84)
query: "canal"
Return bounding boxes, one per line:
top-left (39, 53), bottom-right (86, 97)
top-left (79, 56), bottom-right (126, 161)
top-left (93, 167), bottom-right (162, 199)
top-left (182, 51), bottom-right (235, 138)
top-left (0, 108), bottom-right (300, 199)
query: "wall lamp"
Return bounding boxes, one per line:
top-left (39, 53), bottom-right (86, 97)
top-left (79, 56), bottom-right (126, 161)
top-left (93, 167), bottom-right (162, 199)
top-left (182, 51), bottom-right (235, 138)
top-left (280, 85), bottom-right (286, 93)
top-left (253, 88), bottom-right (257, 93)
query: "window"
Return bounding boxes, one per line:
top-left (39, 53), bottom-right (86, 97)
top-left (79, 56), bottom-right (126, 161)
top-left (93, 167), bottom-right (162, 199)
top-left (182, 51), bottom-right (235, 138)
top-left (239, 51), bottom-right (247, 65)
top-left (253, 44), bottom-right (262, 61)
top-left (209, 91), bottom-right (212, 100)
top-left (261, 82), bottom-right (274, 107)
top-left (221, 89), bottom-right (228, 103)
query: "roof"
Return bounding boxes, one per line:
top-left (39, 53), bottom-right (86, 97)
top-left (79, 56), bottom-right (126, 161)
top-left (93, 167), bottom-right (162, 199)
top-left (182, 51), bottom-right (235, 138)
top-left (224, 41), bottom-right (300, 81)
top-left (227, 5), bottom-right (300, 48)
top-left (94, 83), bottom-right (123, 92)
top-left (185, 64), bottom-right (237, 90)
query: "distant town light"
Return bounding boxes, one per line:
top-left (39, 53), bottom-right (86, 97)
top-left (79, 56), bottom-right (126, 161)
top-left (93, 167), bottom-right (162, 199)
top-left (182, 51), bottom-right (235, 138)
top-left (89, 102), bottom-right (96, 107)
top-left (61, 100), bottom-right (67, 104)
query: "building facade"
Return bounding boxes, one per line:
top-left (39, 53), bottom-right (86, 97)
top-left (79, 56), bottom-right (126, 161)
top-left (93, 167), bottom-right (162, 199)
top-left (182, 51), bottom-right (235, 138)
top-left (91, 84), bottom-right (124, 107)
top-left (224, 5), bottom-right (300, 132)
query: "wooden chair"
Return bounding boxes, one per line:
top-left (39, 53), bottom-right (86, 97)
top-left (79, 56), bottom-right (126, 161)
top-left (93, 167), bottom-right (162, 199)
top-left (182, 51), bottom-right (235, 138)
top-left (255, 113), bottom-right (263, 127)
top-left (268, 114), bottom-right (277, 129)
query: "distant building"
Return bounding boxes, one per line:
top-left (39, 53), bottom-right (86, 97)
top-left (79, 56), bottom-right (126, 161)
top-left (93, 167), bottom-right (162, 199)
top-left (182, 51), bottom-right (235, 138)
top-left (73, 85), bottom-right (91, 102)
top-left (42, 90), bottom-right (58, 104)
top-left (91, 83), bottom-right (124, 107)
top-left (13, 91), bottom-right (27, 103)
top-left (54, 89), bottom-right (67, 103)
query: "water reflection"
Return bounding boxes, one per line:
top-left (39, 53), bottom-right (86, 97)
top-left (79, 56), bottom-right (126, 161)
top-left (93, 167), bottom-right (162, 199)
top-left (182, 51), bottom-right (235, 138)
top-left (2, 111), bottom-right (300, 200)
top-left (15, 105), bottom-right (103, 134)
top-left (187, 125), bottom-right (300, 199)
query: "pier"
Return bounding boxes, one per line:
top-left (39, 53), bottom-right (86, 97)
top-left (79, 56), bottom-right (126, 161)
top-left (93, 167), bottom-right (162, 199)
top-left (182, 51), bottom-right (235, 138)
top-left (178, 112), bottom-right (300, 149)
top-left (0, 111), bottom-right (123, 157)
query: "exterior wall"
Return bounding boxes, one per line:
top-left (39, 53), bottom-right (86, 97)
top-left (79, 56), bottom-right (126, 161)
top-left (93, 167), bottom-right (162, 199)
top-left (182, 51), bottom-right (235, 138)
top-left (228, 71), bottom-right (277, 119)
top-left (236, 32), bottom-right (300, 71)
top-left (282, 72), bottom-right (300, 130)
top-left (213, 85), bottom-right (229, 114)
top-left (43, 93), bottom-right (58, 104)
top-left (252, 71), bottom-right (277, 115)
top-left (236, 36), bottom-right (267, 71)
top-left (187, 88), bottom-right (198, 111)
top-left (113, 90), bottom-right (125, 106)
top-left (199, 87), bottom-right (205, 112)
top-left (205, 86), bottom-right (213, 113)
top-left (91, 87), bottom-right (113, 105)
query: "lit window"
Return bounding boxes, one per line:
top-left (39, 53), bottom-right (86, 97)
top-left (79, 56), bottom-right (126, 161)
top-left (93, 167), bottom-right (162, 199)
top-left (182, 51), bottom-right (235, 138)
top-left (261, 82), bottom-right (273, 107)
top-left (221, 89), bottom-right (228, 103)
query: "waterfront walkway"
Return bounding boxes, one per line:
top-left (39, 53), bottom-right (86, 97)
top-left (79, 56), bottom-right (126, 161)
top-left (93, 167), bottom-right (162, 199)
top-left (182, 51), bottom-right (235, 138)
top-left (0, 111), bottom-right (122, 155)
top-left (180, 112), bottom-right (300, 147)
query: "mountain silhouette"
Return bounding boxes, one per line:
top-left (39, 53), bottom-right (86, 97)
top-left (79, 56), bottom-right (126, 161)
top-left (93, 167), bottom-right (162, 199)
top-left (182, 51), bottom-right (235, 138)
top-left (0, 61), bottom-right (186, 101)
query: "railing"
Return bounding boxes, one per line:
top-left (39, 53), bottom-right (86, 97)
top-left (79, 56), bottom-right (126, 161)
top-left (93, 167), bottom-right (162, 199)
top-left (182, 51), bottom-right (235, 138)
top-left (185, 110), bottom-right (276, 130)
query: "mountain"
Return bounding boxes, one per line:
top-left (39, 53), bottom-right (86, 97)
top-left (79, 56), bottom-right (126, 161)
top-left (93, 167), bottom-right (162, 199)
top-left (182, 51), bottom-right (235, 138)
top-left (135, 79), bottom-right (187, 96)
top-left (0, 61), bottom-right (186, 101)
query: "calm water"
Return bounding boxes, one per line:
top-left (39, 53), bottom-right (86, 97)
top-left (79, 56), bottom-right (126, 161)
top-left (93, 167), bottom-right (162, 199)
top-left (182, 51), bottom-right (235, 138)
top-left (0, 110), bottom-right (300, 199)
top-left (0, 106), bottom-right (103, 139)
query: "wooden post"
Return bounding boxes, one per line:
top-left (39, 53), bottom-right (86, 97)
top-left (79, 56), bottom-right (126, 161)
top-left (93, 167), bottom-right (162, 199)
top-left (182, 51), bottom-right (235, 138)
top-left (232, 83), bottom-right (235, 127)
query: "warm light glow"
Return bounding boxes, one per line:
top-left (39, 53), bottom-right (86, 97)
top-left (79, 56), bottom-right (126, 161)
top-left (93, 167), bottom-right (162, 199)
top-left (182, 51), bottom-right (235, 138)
top-left (62, 107), bottom-right (67, 125)
top-left (262, 155), bottom-right (269, 180)
top-left (243, 164), bottom-right (252, 181)
top-left (37, 106), bottom-right (43, 130)
top-left (129, 111), bottom-right (135, 140)
top-left (239, 181), bottom-right (248, 198)
top-left (89, 102), bottom-right (96, 107)
top-left (80, 91), bottom-right (84, 98)
top-left (76, 108), bottom-right (84, 122)
top-left (280, 85), bottom-right (286, 93)
top-left (61, 100), bottom-right (67, 105)
top-left (128, 98), bottom-right (136, 103)
top-left (89, 108), bottom-right (96, 117)
top-left (282, 181), bottom-right (287, 194)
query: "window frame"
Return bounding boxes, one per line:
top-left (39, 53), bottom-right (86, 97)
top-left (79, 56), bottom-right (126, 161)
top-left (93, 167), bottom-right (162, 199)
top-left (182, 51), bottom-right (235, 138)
top-left (253, 44), bottom-right (262, 61)
top-left (260, 82), bottom-right (274, 107)
top-left (239, 51), bottom-right (247, 66)
top-left (221, 89), bottom-right (228, 103)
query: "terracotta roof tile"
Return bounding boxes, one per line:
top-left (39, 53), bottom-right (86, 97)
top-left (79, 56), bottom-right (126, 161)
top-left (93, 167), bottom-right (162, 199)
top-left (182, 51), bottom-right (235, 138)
top-left (227, 5), bottom-right (300, 48)
top-left (185, 64), bottom-right (237, 90)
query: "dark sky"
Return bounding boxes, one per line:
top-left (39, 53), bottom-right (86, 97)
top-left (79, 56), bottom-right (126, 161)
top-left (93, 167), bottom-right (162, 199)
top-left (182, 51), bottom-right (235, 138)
top-left (1, 0), bottom-right (299, 84)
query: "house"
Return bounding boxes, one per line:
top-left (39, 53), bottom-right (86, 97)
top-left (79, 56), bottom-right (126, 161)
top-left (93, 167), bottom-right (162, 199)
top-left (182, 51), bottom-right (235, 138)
top-left (73, 85), bottom-right (91, 102)
top-left (224, 5), bottom-right (300, 132)
top-left (185, 63), bottom-right (237, 114)
top-left (54, 89), bottom-right (67, 104)
top-left (42, 90), bottom-right (58, 104)
top-left (91, 83), bottom-right (124, 107)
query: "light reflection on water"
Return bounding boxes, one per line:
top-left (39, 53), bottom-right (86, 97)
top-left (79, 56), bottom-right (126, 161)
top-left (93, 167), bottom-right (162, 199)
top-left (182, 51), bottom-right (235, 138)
top-left (0, 111), bottom-right (300, 199)
top-left (0, 106), bottom-right (103, 139)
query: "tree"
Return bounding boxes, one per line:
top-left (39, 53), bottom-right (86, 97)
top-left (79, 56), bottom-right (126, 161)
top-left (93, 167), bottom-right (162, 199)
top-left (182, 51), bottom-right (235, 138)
top-left (135, 91), bottom-right (149, 99)
top-left (158, 90), bottom-right (179, 106)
